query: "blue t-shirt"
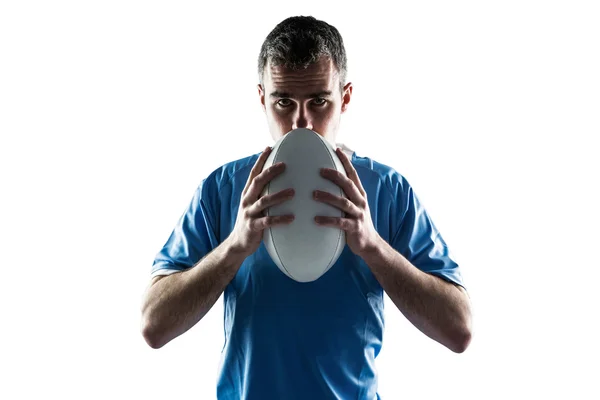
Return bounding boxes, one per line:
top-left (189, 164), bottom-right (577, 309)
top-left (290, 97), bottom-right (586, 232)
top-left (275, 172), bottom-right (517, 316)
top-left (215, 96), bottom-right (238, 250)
top-left (151, 145), bottom-right (465, 400)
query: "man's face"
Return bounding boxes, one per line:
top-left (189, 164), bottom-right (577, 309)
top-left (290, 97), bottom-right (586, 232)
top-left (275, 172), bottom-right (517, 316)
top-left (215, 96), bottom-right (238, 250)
top-left (258, 57), bottom-right (352, 144)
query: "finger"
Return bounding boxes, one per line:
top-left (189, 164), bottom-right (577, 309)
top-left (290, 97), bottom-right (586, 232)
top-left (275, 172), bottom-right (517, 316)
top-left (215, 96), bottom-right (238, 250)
top-left (243, 146), bottom-right (272, 196)
top-left (313, 190), bottom-right (360, 217)
top-left (320, 168), bottom-right (364, 208)
top-left (336, 148), bottom-right (365, 196)
top-left (246, 161), bottom-right (286, 203)
top-left (248, 188), bottom-right (295, 216)
top-left (252, 214), bottom-right (295, 231)
top-left (314, 216), bottom-right (356, 231)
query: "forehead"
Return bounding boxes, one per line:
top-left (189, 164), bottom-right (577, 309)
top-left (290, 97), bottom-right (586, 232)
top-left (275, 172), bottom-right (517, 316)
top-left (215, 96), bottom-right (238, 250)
top-left (265, 57), bottom-right (338, 96)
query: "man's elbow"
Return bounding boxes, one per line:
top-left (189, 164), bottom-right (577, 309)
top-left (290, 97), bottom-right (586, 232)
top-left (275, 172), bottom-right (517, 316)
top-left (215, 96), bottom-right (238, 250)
top-left (449, 323), bottom-right (472, 353)
top-left (140, 276), bottom-right (170, 349)
top-left (141, 316), bottom-right (166, 349)
top-left (450, 285), bottom-right (473, 353)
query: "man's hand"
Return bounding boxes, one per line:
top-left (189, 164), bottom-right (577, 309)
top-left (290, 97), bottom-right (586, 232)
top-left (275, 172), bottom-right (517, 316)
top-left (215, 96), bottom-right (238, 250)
top-left (228, 146), bottom-right (296, 256)
top-left (313, 148), bottom-right (380, 257)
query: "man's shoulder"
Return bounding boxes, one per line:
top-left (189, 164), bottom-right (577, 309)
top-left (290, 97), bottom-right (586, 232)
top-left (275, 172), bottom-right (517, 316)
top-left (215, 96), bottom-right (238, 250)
top-left (350, 148), bottom-right (410, 196)
top-left (201, 149), bottom-right (263, 192)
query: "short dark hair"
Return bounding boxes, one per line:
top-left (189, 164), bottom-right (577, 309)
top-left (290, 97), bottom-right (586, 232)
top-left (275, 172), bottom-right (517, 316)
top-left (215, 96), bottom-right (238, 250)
top-left (258, 16), bottom-right (348, 93)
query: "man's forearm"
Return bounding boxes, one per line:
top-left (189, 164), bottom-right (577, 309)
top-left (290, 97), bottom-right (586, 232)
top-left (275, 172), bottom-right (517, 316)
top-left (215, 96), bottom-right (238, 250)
top-left (361, 237), bottom-right (472, 353)
top-left (141, 236), bottom-right (248, 349)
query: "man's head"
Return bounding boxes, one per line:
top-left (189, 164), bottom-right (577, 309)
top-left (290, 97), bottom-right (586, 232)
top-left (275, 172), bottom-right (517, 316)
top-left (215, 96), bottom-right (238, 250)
top-left (257, 16), bottom-right (352, 144)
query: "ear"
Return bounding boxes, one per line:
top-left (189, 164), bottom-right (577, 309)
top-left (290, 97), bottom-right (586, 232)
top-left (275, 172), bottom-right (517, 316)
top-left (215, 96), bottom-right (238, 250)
top-left (258, 84), bottom-right (266, 113)
top-left (341, 82), bottom-right (353, 113)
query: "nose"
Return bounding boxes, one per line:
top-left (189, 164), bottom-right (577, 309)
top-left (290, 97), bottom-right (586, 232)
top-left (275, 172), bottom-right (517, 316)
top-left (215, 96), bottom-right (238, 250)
top-left (291, 105), bottom-right (313, 130)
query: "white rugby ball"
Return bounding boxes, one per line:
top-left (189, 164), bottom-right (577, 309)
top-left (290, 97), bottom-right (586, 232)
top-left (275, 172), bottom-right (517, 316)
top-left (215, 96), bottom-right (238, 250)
top-left (261, 128), bottom-right (347, 282)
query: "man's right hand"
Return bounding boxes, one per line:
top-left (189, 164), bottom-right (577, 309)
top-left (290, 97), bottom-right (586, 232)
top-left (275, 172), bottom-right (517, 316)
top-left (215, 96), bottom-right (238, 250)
top-left (228, 146), bottom-right (295, 256)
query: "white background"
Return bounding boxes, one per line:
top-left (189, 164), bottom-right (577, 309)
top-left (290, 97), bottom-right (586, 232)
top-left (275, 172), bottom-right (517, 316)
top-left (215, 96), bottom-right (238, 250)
top-left (1, 1), bottom-right (598, 399)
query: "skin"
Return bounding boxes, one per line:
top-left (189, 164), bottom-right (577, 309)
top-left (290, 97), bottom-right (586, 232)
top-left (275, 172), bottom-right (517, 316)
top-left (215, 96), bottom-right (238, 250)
top-left (258, 57), bottom-right (352, 144)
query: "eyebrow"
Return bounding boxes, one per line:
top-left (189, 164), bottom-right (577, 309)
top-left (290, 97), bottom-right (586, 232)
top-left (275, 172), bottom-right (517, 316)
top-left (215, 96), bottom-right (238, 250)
top-left (270, 90), bottom-right (333, 99)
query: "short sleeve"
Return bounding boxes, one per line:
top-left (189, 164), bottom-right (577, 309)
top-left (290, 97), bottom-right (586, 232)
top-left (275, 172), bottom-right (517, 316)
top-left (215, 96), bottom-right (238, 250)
top-left (151, 179), bottom-right (220, 277)
top-left (390, 179), bottom-right (465, 290)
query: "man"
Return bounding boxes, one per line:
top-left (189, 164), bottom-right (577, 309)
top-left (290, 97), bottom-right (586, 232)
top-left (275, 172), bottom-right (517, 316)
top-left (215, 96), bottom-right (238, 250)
top-left (141, 16), bottom-right (472, 400)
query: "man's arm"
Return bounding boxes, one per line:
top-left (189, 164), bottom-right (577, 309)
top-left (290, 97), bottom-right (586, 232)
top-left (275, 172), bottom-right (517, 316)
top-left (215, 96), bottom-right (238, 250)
top-left (313, 149), bottom-right (472, 353)
top-left (140, 147), bottom-right (295, 349)
top-left (361, 236), bottom-right (473, 353)
top-left (140, 236), bottom-right (248, 349)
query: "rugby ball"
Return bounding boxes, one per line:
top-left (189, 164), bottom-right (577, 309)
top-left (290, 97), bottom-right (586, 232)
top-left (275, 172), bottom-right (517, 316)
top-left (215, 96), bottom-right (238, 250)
top-left (261, 128), bottom-right (347, 282)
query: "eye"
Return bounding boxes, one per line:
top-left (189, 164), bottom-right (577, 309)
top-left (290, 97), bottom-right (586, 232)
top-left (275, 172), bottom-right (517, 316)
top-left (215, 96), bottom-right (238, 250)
top-left (277, 99), bottom-right (292, 107)
top-left (313, 97), bottom-right (327, 106)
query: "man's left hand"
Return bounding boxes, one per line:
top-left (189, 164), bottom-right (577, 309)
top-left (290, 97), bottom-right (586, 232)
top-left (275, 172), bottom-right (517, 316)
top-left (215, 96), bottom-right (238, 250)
top-left (313, 148), bottom-right (381, 257)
